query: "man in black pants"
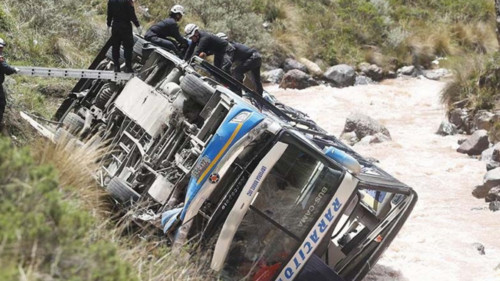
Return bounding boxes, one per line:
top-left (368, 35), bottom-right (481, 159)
top-left (107, 0), bottom-right (141, 73)
top-left (144, 5), bottom-right (188, 56)
top-left (183, 24), bottom-right (231, 70)
top-left (0, 38), bottom-right (18, 129)
top-left (217, 33), bottom-right (264, 96)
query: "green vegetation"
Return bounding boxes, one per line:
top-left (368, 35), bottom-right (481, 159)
top-left (0, 136), bottom-right (214, 280)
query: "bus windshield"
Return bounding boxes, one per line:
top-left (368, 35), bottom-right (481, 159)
top-left (221, 137), bottom-right (344, 280)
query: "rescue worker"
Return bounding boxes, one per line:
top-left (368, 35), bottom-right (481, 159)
top-left (107, 0), bottom-right (142, 73)
top-left (144, 4), bottom-right (188, 56)
top-left (0, 38), bottom-right (19, 128)
top-left (183, 24), bottom-right (232, 70)
top-left (216, 33), bottom-right (264, 96)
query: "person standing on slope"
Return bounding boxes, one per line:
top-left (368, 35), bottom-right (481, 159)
top-left (107, 0), bottom-right (142, 73)
top-left (0, 38), bottom-right (19, 129)
top-left (216, 33), bottom-right (264, 96)
top-left (144, 4), bottom-right (188, 56)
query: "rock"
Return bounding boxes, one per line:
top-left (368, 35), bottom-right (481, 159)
top-left (473, 110), bottom-right (494, 131)
top-left (324, 64), bottom-right (356, 87)
top-left (339, 131), bottom-right (359, 146)
top-left (492, 143), bottom-right (500, 162)
top-left (299, 58), bottom-right (323, 78)
top-left (356, 136), bottom-right (373, 146)
top-left (384, 70), bottom-right (397, 79)
top-left (261, 68), bottom-right (285, 84)
top-left (485, 187), bottom-right (500, 202)
top-left (473, 185), bottom-right (491, 199)
top-left (342, 112), bottom-right (391, 140)
top-left (370, 132), bottom-right (391, 144)
top-left (279, 69), bottom-right (314, 90)
top-left (397, 65), bottom-right (415, 76)
top-left (472, 243), bottom-right (486, 255)
top-left (436, 121), bottom-right (457, 136)
top-left (473, 168), bottom-right (500, 198)
top-left (359, 62), bottom-right (383, 81)
top-left (283, 58), bottom-right (308, 73)
top-left (449, 108), bottom-right (468, 129)
top-left (481, 147), bottom-right (494, 162)
top-left (489, 201), bottom-right (500, 212)
top-left (355, 75), bottom-right (374, 85)
top-left (456, 129), bottom-right (490, 156)
top-left (423, 68), bottom-right (451, 80)
top-left (487, 161), bottom-right (500, 171)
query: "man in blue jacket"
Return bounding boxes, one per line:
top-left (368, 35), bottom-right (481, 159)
top-left (145, 5), bottom-right (188, 56)
top-left (107, 0), bottom-right (141, 73)
top-left (0, 38), bottom-right (18, 128)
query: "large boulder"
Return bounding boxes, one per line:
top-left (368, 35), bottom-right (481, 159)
top-left (358, 62), bottom-right (383, 81)
top-left (261, 68), bottom-right (285, 84)
top-left (342, 113), bottom-right (391, 140)
top-left (436, 120), bottom-right (457, 136)
top-left (473, 167), bottom-right (500, 198)
top-left (283, 58), bottom-right (308, 73)
top-left (485, 186), bottom-right (500, 202)
top-left (279, 69), bottom-right (317, 90)
top-left (457, 129), bottom-right (490, 156)
top-left (299, 58), bottom-right (323, 78)
top-left (324, 64), bottom-right (356, 87)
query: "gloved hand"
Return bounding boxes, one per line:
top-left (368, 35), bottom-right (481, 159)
top-left (136, 26), bottom-right (143, 35)
top-left (14, 67), bottom-right (20, 73)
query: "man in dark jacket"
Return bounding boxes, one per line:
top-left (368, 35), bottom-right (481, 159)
top-left (0, 38), bottom-right (18, 127)
top-left (216, 33), bottom-right (264, 96)
top-left (145, 5), bottom-right (188, 55)
top-left (107, 0), bottom-right (141, 72)
top-left (183, 24), bottom-right (231, 70)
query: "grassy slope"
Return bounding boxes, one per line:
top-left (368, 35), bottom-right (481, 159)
top-left (0, 0), bottom-right (497, 280)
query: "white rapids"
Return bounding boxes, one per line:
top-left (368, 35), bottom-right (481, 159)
top-left (267, 77), bottom-right (500, 281)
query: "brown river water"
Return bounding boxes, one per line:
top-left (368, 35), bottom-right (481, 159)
top-left (267, 77), bottom-right (500, 281)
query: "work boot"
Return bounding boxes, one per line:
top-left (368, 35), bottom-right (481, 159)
top-left (125, 65), bottom-right (134, 74)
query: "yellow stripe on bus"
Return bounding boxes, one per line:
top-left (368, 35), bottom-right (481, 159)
top-left (197, 123), bottom-right (244, 185)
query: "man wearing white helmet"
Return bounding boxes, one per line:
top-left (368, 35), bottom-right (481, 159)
top-left (183, 24), bottom-right (232, 70)
top-left (144, 4), bottom-right (188, 55)
top-left (0, 38), bottom-right (19, 128)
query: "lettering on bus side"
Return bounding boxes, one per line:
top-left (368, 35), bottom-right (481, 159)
top-left (247, 166), bottom-right (267, 197)
top-left (298, 186), bottom-right (329, 228)
top-left (276, 198), bottom-right (343, 281)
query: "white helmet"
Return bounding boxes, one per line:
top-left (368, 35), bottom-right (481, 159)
top-left (216, 32), bottom-right (228, 40)
top-left (171, 4), bottom-right (184, 15)
top-left (0, 38), bottom-right (5, 47)
top-left (185, 23), bottom-right (199, 39)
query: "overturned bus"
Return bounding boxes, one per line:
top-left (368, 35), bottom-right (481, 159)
top-left (27, 36), bottom-right (417, 281)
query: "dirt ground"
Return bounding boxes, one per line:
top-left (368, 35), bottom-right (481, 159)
top-left (267, 77), bottom-right (500, 281)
